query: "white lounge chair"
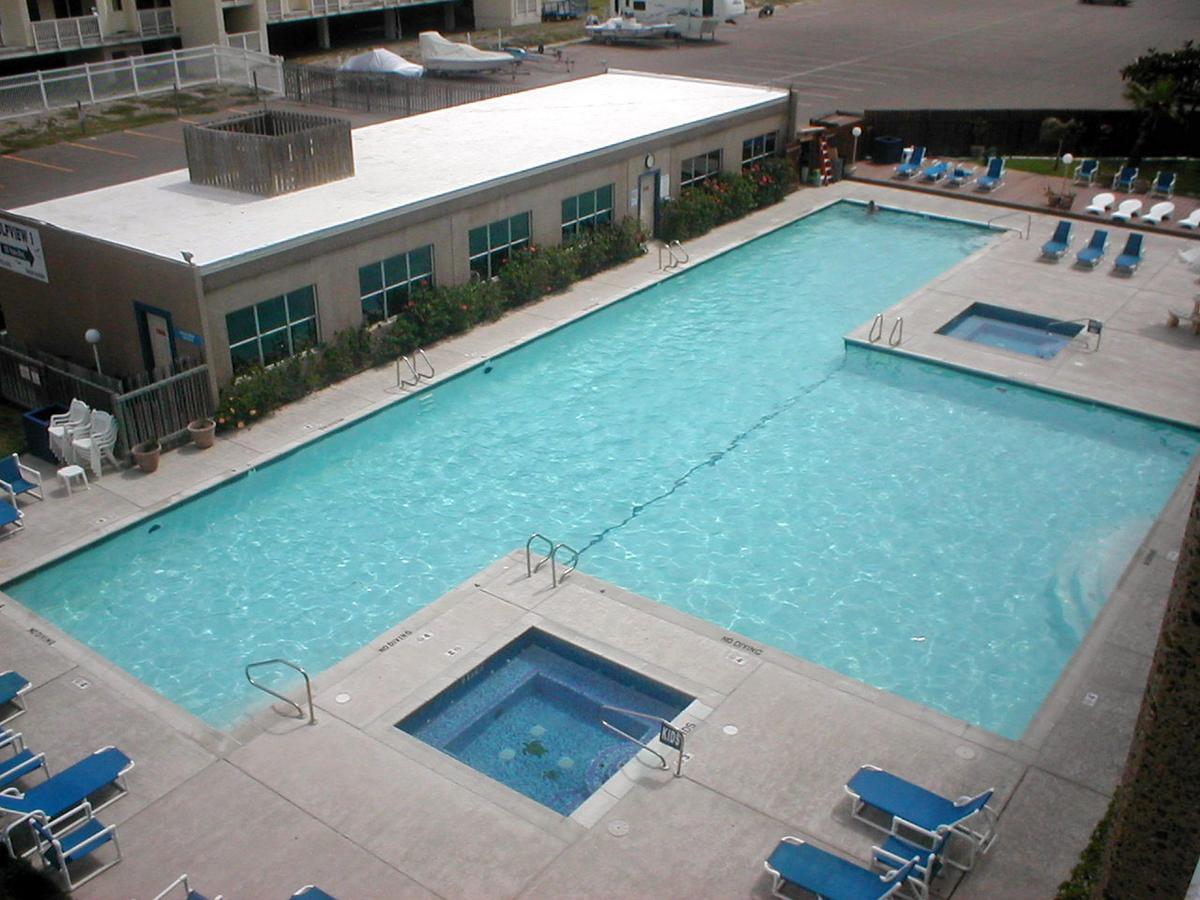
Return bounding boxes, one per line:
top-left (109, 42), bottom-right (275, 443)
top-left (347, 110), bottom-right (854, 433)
top-left (1111, 199), bottom-right (1142, 222)
top-left (1085, 192), bottom-right (1114, 215)
top-left (1143, 202), bottom-right (1174, 225)
top-left (47, 399), bottom-right (91, 464)
top-left (1179, 208), bottom-right (1200, 230)
top-left (1166, 299), bottom-right (1200, 334)
top-left (71, 411), bottom-right (119, 479)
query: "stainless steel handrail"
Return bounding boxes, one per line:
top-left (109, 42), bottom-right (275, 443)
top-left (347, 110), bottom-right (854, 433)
top-left (245, 658), bottom-right (316, 724)
top-left (598, 704), bottom-right (669, 770)
top-left (868, 313), bottom-right (884, 343)
top-left (413, 348), bottom-right (435, 380)
top-left (889, 316), bottom-right (904, 346)
top-left (986, 210), bottom-right (1031, 240)
top-left (526, 532), bottom-right (555, 577)
top-left (668, 240), bottom-right (689, 265)
top-left (549, 542), bottom-right (579, 586)
top-left (396, 354), bottom-right (420, 389)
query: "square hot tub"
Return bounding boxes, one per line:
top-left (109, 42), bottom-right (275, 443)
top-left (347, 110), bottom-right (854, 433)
top-left (396, 629), bottom-right (692, 816)
top-left (938, 303), bottom-right (1083, 359)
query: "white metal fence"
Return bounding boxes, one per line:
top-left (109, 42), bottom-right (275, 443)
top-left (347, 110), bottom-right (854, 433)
top-left (0, 45), bottom-right (284, 121)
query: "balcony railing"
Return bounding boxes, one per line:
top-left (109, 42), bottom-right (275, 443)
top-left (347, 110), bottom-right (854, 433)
top-left (226, 30), bottom-right (262, 52)
top-left (138, 7), bottom-right (177, 36)
top-left (266, 0), bottom-right (397, 22)
top-left (32, 14), bottom-right (102, 52)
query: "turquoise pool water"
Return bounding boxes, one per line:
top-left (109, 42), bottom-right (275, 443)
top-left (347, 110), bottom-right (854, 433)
top-left (7, 202), bottom-right (1197, 736)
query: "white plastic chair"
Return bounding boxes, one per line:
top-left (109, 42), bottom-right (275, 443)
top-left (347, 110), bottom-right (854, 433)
top-left (47, 400), bottom-right (91, 464)
top-left (1111, 199), bottom-right (1142, 223)
top-left (70, 411), bottom-right (118, 478)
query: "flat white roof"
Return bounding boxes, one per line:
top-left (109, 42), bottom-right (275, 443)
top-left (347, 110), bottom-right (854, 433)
top-left (14, 72), bottom-right (786, 271)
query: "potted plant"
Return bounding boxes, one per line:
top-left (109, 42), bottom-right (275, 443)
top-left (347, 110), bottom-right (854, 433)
top-left (188, 417), bottom-right (217, 449)
top-left (131, 439), bottom-right (161, 474)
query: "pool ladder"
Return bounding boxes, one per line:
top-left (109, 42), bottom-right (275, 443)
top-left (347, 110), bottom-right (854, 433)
top-left (658, 240), bottom-right (690, 271)
top-left (868, 313), bottom-right (904, 346)
top-left (525, 533), bottom-right (579, 587)
top-left (396, 348), bottom-right (435, 390)
top-left (245, 658), bottom-right (316, 724)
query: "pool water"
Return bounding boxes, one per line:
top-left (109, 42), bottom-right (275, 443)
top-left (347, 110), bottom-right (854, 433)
top-left (397, 630), bottom-right (691, 815)
top-left (939, 302), bottom-right (1084, 359)
top-left (6, 202), bottom-right (1198, 737)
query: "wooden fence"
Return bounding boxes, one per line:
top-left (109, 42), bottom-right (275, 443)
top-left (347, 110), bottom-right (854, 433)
top-left (283, 64), bottom-right (524, 116)
top-left (861, 108), bottom-right (1198, 159)
top-left (184, 109), bottom-right (354, 196)
top-left (0, 336), bottom-right (214, 458)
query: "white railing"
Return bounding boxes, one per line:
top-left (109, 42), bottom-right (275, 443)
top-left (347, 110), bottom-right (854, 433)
top-left (266, 0), bottom-right (391, 21)
top-left (226, 30), bottom-right (262, 52)
top-left (31, 14), bottom-right (102, 52)
top-left (138, 7), bottom-right (177, 36)
top-left (0, 45), bottom-right (283, 121)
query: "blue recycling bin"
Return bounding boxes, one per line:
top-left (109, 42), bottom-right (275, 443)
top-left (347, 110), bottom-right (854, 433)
top-left (22, 405), bottom-right (66, 463)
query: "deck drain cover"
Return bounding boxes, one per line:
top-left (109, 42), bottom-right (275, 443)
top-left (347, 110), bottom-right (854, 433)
top-left (722, 724), bottom-right (739, 736)
top-left (335, 693), bottom-right (351, 704)
top-left (955, 746), bottom-right (976, 760)
top-left (608, 820), bottom-right (630, 838)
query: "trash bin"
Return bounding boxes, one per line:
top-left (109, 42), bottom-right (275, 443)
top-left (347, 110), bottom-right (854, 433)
top-left (872, 135), bottom-right (904, 165)
top-left (22, 405), bottom-right (66, 464)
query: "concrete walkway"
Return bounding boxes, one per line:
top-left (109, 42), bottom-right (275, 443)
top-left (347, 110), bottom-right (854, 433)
top-left (0, 182), bottom-right (1197, 898)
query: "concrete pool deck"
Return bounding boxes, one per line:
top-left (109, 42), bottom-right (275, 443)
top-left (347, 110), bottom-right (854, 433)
top-left (0, 181), bottom-right (1198, 897)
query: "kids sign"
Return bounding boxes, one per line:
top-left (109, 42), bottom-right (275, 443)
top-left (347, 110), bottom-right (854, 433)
top-left (0, 217), bottom-right (48, 283)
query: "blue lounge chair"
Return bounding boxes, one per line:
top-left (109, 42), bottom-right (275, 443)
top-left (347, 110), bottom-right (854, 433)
top-left (152, 873), bottom-right (222, 900)
top-left (764, 836), bottom-right (918, 900)
top-left (1112, 165), bottom-right (1138, 192)
top-left (0, 454), bottom-right (42, 504)
top-left (872, 831), bottom-right (949, 898)
top-left (0, 730), bottom-right (46, 791)
top-left (0, 746), bottom-right (133, 857)
top-left (0, 500), bottom-right (23, 537)
top-left (1040, 220), bottom-right (1073, 259)
top-left (0, 671), bottom-right (31, 726)
top-left (1150, 171), bottom-right (1175, 198)
top-left (976, 157), bottom-right (1005, 191)
top-left (1114, 233), bottom-right (1144, 274)
top-left (947, 165), bottom-right (974, 187)
top-left (845, 765), bottom-right (998, 872)
top-left (919, 161), bottom-right (950, 183)
top-left (894, 147), bottom-right (926, 179)
top-left (1076, 229), bottom-right (1109, 267)
top-left (1073, 158), bottom-right (1099, 185)
top-left (292, 888), bottom-right (337, 899)
top-left (31, 805), bottom-right (122, 892)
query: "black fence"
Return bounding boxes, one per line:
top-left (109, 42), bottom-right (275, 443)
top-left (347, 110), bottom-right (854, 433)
top-left (283, 64), bottom-right (525, 117)
top-left (861, 108), bottom-right (1197, 160)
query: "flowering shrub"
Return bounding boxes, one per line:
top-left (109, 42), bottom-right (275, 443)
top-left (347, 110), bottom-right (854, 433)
top-left (217, 220), bottom-right (643, 430)
top-left (661, 156), bottom-right (797, 241)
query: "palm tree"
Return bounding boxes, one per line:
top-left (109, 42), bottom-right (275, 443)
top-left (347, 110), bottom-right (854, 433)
top-left (1124, 76), bottom-right (1180, 167)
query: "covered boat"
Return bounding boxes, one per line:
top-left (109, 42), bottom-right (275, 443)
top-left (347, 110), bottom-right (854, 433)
top-left (585, 15), bottom-right (674, 41)
top-left (418, 31), bottom-right (520, 74)
top-left (338, 48), bottom-right (424, 78)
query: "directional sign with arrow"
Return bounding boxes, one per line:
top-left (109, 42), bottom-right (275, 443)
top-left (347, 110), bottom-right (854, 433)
top-left (0, 217), bottom-right (47, 283)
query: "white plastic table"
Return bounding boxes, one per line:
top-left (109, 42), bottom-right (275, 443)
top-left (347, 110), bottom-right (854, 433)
top-left (57, 464), bottom-right (89, 496)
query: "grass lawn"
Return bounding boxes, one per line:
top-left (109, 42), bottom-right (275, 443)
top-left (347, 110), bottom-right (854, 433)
top-left (1006, 157), bottom-right (1198, 198)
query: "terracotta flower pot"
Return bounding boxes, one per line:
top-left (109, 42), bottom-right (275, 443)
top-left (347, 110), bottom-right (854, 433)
top-left (188, 418), bottom-right (216, 449)
top-left (132, 441), bottom-right (161, 474)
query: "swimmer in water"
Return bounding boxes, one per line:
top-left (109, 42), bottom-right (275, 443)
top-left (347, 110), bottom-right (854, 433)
top-left (866, 200), bottom-right (878, 214)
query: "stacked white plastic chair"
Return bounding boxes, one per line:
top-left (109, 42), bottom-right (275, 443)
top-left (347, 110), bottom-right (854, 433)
top-left (71, 410), bottom-right (119, 478)
top-left (47, 399), bottom-right (91, 464)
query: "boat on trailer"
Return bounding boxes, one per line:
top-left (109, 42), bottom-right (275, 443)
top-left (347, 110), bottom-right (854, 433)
top-left (585, 15), bottom-right (675, 42)
top-left (418, 31), bottom-right (520, 75)
top-left (605, 0), bottom-right (746, 40)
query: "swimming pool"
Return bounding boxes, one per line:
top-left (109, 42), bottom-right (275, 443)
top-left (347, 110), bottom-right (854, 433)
top-left (7, 202), bottom-right (1197, 737)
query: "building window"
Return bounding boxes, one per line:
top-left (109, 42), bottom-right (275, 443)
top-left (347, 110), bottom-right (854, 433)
top-left (561, 184), bottom-right (614, 240)
top-left (226, 285), bottom-right (318, 374)
top-left (468, 212), bottom-right (531, 281)
top-left (742, 132), bottom-right (778, 169)
top-left (358, 245), bottom-right (434, 325)
top-left (680, 149), bottom-right (722, 188)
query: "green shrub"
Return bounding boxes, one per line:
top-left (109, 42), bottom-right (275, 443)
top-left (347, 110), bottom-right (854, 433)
top-left (1056, 797), bottom-right (1114, 899)
top-left (661, 157), bottom-right (798, 242)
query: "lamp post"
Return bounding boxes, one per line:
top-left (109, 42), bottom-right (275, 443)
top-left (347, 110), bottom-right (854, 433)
top-left (1059, 153), bottom-right (1074, 203)
top-left (850, 126), bottom-right (862, 173)
top-left (84, 328), bottom-right (102, 376)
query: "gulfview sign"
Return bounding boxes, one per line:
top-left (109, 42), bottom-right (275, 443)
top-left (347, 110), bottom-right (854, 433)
top-left (0, 218), bottom-right (47, 283)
